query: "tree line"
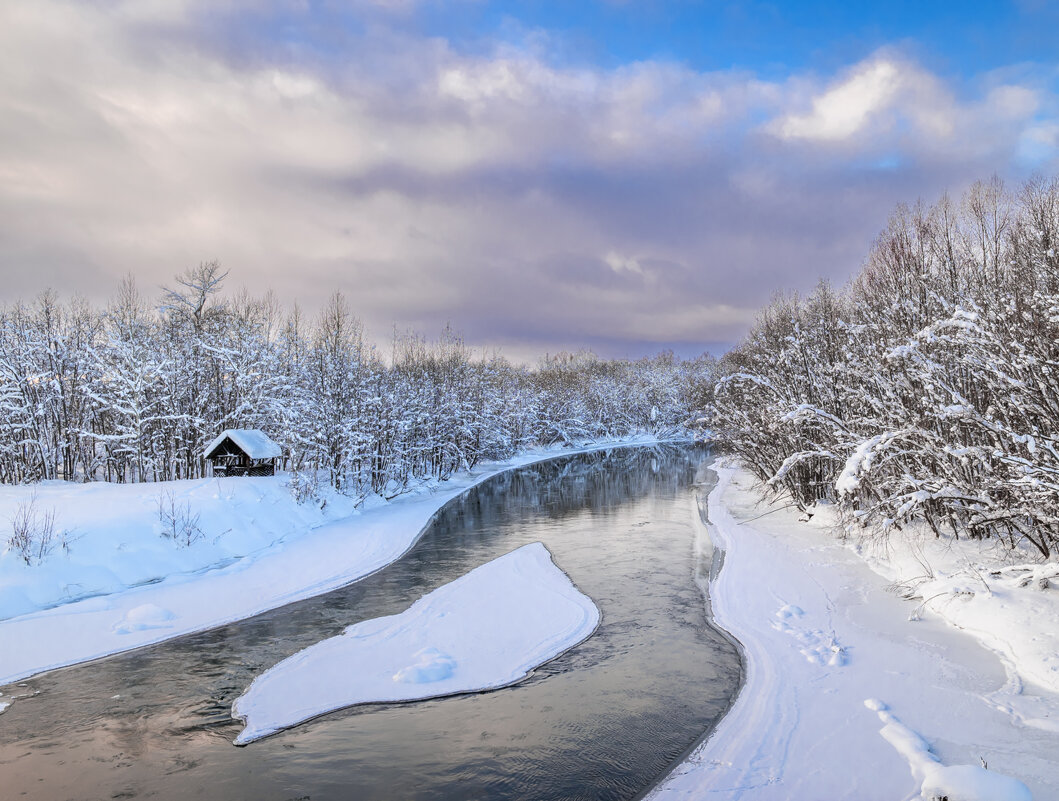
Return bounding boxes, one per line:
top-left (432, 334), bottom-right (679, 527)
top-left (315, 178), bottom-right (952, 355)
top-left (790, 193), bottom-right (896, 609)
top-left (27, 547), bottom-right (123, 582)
top-left (709, 175), bottom-right (1059, 556)
top-left (0, 264), bottom-right (713, 503)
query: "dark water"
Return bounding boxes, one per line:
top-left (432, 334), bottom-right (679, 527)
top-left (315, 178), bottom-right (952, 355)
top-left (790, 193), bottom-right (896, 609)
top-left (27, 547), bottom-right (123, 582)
top-left (0, 445), bottom-right (740, 801)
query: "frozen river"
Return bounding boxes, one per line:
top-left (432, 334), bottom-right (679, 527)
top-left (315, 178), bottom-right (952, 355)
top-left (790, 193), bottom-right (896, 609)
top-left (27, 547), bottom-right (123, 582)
top-left (0, 445), bottom-right (741, 800)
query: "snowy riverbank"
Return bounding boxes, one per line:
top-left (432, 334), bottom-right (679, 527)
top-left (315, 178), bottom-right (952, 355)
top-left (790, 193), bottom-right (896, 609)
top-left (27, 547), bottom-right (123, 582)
top-left (0, 436), bottom-right (666, 686)
top-left (651, 466), bottom-right (1057, 801)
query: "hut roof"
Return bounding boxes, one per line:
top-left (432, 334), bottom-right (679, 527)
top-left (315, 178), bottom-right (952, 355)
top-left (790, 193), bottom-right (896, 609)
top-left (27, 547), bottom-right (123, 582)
top-left (204, 429), bottom-right (282, 460)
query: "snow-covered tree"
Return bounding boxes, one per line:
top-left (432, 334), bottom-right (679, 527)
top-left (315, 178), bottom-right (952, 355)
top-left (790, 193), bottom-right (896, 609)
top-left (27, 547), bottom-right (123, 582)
top-left (710, 174), bottom-right (1059, 556)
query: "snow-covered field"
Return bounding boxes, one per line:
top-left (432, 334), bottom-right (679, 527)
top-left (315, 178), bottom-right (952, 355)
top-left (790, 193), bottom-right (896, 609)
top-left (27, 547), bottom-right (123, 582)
top-left (0, 437), bottom-right (660, 687)
top-left (232, 542), bottom-right (599, 745)
top-left (651, 466), bottom-right (1057, 801)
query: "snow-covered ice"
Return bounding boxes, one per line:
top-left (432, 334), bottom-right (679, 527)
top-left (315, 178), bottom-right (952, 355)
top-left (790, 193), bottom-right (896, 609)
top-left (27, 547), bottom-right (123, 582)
top-left (231, 542), bottom-right (599, 745)
top-left (649, 466), bottom-right (1059, 800)
top-left (0, 438), bottom-right (654, 685)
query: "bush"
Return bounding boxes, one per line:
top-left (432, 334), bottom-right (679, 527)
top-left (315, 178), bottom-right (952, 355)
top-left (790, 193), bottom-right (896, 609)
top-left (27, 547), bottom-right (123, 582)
top-left (8, 494), bottom-right (65, 565)
top-left (157, 489), bottom-right (204, 547)
top-left (286, 468), bottom-right (325, 508)
top-left (710, 176), bottom-right (1059, 557)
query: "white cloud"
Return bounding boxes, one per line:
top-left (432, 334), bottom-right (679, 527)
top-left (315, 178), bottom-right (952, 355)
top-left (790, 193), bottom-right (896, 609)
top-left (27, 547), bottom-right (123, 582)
top-left (768, 53), bottom-right (1045, 163)
top-left (776, 59), bottom-right (902, 141)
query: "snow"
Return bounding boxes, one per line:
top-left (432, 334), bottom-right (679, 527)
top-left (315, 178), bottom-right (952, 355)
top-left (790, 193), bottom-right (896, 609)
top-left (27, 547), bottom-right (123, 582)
top-left (394, 647), bottom-right (457, 683)
top-left (231, 542), bottom-right (599, 745)
top-left (921, 765), bottom-right (1032, 801)
top-left (0, 436), bottom-right (661, 685)
top-left (202, 429), bottom-right (282, 460)
top-left (649, 465), bottom-right (1059, 800)
top-left (835, 432), bottom-right (888, 495)
top-left (0, 475), bottom-right (361, 621)
top-left (112, 603), bottom-right (176, 634)
top-left (865, 700), bottom-right (1032, 801)
top-left (851, 542), bottom-right (1059, 706)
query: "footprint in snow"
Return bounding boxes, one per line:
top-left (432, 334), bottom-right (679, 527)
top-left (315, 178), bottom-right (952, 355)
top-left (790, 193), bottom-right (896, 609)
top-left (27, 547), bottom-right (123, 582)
top-left (772, 604), bottom-right (848, 667)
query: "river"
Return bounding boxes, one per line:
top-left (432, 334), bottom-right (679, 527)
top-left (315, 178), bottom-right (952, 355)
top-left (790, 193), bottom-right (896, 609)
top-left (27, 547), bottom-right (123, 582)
top-left (0, 444), bottom-right (740, 800)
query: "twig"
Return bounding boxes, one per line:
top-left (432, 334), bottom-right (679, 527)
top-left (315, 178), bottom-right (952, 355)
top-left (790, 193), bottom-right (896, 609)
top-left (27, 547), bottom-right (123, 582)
top-left (737, 503), bottom-right (798, 525)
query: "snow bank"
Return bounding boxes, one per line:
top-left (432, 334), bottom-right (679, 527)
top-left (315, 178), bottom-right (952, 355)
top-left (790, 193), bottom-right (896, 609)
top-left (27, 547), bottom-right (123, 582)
top-left (648, 466), bottom-right (1059, 800)
top-left (0, 476), bottom-right (360, 620)
top-left (231, 542), bottom-right (599, 745)
top-left (865, 699), bottom-right (1031, 801)
top-left (0, 437), bottom-right (659, 685)
top-left (849, 528), bottom-right (1059, 704)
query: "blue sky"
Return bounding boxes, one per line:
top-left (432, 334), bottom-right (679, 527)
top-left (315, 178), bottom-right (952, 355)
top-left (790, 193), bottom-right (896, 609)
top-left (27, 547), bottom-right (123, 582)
top-left (222, 0), bottom-right (1059, 80)
top-left (420, 0), bottom-right (1057, 74)
top-left (0, 0), bottom-right (1056, 359)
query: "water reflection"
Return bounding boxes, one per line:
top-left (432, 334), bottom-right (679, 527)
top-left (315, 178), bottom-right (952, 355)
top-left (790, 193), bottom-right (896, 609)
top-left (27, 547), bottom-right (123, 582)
top-left (0, 445), bottom-right (740, 801)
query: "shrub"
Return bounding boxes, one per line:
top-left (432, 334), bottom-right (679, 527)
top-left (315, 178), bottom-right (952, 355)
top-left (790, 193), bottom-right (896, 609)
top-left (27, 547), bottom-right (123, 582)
top-left (8, 494), bottom-right (65, 565)
top-left (286, 468), bottom-right (325, 508)
top-left (157, 489), bottom-right (204, 547)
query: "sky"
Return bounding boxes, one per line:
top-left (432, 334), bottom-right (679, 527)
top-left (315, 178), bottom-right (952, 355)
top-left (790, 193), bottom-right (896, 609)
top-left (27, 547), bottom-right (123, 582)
top-left (0, 1), bottom-right (1057, 360)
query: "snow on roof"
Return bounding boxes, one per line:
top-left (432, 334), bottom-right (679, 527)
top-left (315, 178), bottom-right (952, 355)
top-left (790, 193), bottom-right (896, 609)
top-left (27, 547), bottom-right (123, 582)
top-left (204, 429), bottom-right (282, 460)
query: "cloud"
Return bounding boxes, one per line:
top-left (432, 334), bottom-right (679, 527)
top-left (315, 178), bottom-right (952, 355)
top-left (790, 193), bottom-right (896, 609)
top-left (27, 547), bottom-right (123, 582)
top-left (0, 3), bottom-right (1054, 359)
top-left (776, 59), bottom-right (903, 141)
top-left (768, 53), bottom-right (1047, 165)
top-left (603, 252), bottom-right (645, 277)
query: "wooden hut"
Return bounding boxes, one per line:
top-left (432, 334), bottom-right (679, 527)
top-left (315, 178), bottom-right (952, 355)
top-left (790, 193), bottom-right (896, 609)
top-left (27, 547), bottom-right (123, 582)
top-left (204, 429), bottom-right (282, 477)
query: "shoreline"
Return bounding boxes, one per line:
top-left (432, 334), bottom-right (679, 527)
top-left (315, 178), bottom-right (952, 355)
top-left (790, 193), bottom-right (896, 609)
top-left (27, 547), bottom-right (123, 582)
top-left (648, 465), bottom-right (1055, 800)
top-left (0, 436), bottom-right (683, 686)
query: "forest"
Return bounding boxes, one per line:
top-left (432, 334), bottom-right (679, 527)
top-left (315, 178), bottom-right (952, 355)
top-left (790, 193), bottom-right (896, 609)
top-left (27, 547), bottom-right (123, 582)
top-left (709, 175), bottom-right (1059, 557)
top-left (8, 174), bottom-right (1058, 560)
top-left (0, 264), bottom-right (713, 502)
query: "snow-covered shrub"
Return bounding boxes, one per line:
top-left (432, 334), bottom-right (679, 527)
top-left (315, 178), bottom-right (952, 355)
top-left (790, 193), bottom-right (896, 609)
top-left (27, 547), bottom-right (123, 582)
top-left (710, 174), bottom-right (1059, 556)
top-left (286, 468), bottom-right (324, 508)
top-left (709, 281), bottom-right (858, 509)
top-left (156, 489), bottom-right (204, 547)
top-left (7, 493), bottom-right (65, 565)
